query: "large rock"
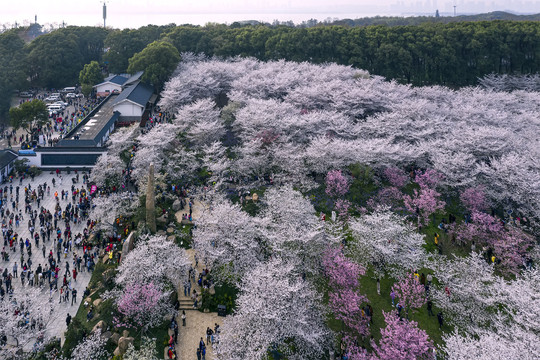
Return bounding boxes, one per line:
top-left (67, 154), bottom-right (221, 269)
top-left (157, 214), bottom-right (167, 224)
top-left (167, 227), bottom-right (174, 234)
top-left (111, 332), bottom-right (121, 345)
top-left (118, 336), bottom-right (135, 354)
top-left (93, 298), bottom-right (102, 307)
top-left (167, 235), bottom-right (176, 242)
top-left (101, 331), bottom-right (112, 341)
top-left (92, 320), bottom-right (106, 334)
top-left (172, 199), bottom-right (182, 211)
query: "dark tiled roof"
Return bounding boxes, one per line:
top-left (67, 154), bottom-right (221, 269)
top-left (0, 149), bottom-right (18, 169)
top-left (113, 81), bottom-right (154, 107)
top-left (101, 74), bottom-right (129, 86)
top-left (123, 71), bottom-right (144, 88)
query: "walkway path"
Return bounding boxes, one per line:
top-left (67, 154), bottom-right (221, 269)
top-left (1, 172), bottom-right (93, 350)
top-left (173, 199), bottom-right (223, 360)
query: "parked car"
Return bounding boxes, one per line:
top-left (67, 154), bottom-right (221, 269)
top-left (19, 91), bottom-right (33, 98)
top-left (54, 101), bottom-right (68, 108)
top-left (66, 93), bottom-right (77, 99)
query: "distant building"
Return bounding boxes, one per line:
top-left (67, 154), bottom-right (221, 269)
top-left (112, 81), bottom-right (156, 126)
top-left (94, 71), bottom-right (144, 97)
top-left (0, 149), bottom-right (18, 182)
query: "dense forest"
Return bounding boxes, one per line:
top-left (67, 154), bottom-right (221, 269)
top-left (1, 19), bottom-right (539, 123)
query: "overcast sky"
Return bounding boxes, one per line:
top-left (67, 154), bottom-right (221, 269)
top-left (2, 0), bottom-right (538, 29)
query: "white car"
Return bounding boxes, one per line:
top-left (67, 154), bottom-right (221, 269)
top-left (66, 93), bottom-right (77, 99)
top-left (54, 101), bottom-right (68, 108)
top-left (45, 96), bottom-right (60, 102)
top-left (19, 91), bottom-right (33, 98)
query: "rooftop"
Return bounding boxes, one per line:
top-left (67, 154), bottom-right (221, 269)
top-left (57, 94), bottom-right (119, 147)
top-left (100, 74), bottom-right (129, 86)
top-left (0, 149), bottom-right (18, 168)
top-left (113, 81), bottom-right (154, 107)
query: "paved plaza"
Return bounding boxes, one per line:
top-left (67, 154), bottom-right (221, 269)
top-left (1, 171), bottom-right (94, 350)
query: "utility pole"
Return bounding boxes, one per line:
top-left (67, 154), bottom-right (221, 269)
top-left (454, 5), bottom-right (457, 17)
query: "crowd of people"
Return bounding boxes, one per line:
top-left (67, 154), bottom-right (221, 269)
top-left (0, 168), bottom-right (110, 351)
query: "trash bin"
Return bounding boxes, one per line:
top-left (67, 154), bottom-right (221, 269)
top-left (217, 305), bottom-right (226, 317)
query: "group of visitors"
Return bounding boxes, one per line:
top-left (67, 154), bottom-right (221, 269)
top-left (0, 169), bottom-right (105, 350)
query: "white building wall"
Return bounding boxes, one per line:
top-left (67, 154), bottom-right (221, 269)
top-left (114, 102), bottom-right (143, 117)
top-left (95, 83), bottom-right (122, 94)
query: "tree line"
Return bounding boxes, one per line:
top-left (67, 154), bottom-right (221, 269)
top-left (1, 20), bottom-right (540, 123)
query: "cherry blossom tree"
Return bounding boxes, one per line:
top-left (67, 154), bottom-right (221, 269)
top-left (323, 248), bottom-right (370, 339)
top-left (115, 235), bottom-right (190, 291)
top-left (105, 124), bottom-right (139, 156)
top-left (460, 186), bottom-right (489, 213)
top-left (371, 311), bottom-right (435, 360)
top-left (123, 336), bottom-right (160, 360)
top-left (429, 253), bottom-right (501, 334)
top-left (70, 330), bottom-right (109, 360)
top-left (116, 282), bottom-right (173, 328)
top-left (90, 192), bottom-right (138, 235)
top-left (347, 208), bottom-right (428, 278)
top-left (443, 325), bottom-right (540, 360)
top-left (174, 98), bottom-right (225, 149)
top-left (91, 153), bottom-right (126, 188)
top-left (391, 272), bottom-right (426, 318)
top-left (403, 187), bottom-right (445, 226)
top-left (383, 167), bottom-right (408, 188)
top-left (216, 258), bottom-right (331, 360)
top-left (192, 199), bottom-right (264, 285)
top-left (0, 287), bottom-right (54, 357)
top-left (258, 186), bottom-right (337, 276)
top-left (326, 169), bottom-right (350, 197)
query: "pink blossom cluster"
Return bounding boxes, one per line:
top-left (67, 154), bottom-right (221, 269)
top-left (325, 169), bottom-right (350, 197)
top-left (460, 186), bottom-right (489, 212)
top-left (335, 199), bottom-right (352, 220)
top-left (451, 211), bottom-right (534, 273)
top-left (117, 282), bottom-right (163, 327)
top-left (414, 169), bottom-right (443, 189)
top-left (383, 167), bottom-right (409, 188)
top-left (323, 248), bottom-right (370, 337)
top-left (403, 188), bottom-right (445, 225)
top-left (371, 311), bottom-right (435, 360)
top-left (391, 273), bottom-right (426, 315)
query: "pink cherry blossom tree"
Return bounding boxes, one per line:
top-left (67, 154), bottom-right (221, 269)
top-left (116, 282), bottom-right (172, 328)
top-left (371, 311), bottom-right (435, 360)
top-left (323, 248), bottom-right (370, 338)
top-left (403, 187), bottom-right (445, 226)
top-left (460, 186), bottom-right (489, 213)
top-left (391, 272), bottom-right (426, 318)
top-left (326, 169), bottom-right (350, 197)
top-left (383, 167), bottom-right (408, 188)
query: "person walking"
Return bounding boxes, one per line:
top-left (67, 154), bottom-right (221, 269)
top-left (66, 313), bottom-right (72, 327)
top-left (12, 262), bottom-right (17, 277)
top-left (72, 288), bottom-right (77, 305)
top-left (199, 337), bottom-right (205, 350)
top-left (182, 310), bottom-right (186, 326)
top-left (437, 312), bottom-right (444, 329)
top-left (206, 327), bottom-right (213, 345)
top-left (427, 300), bottom-right (434, 316)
